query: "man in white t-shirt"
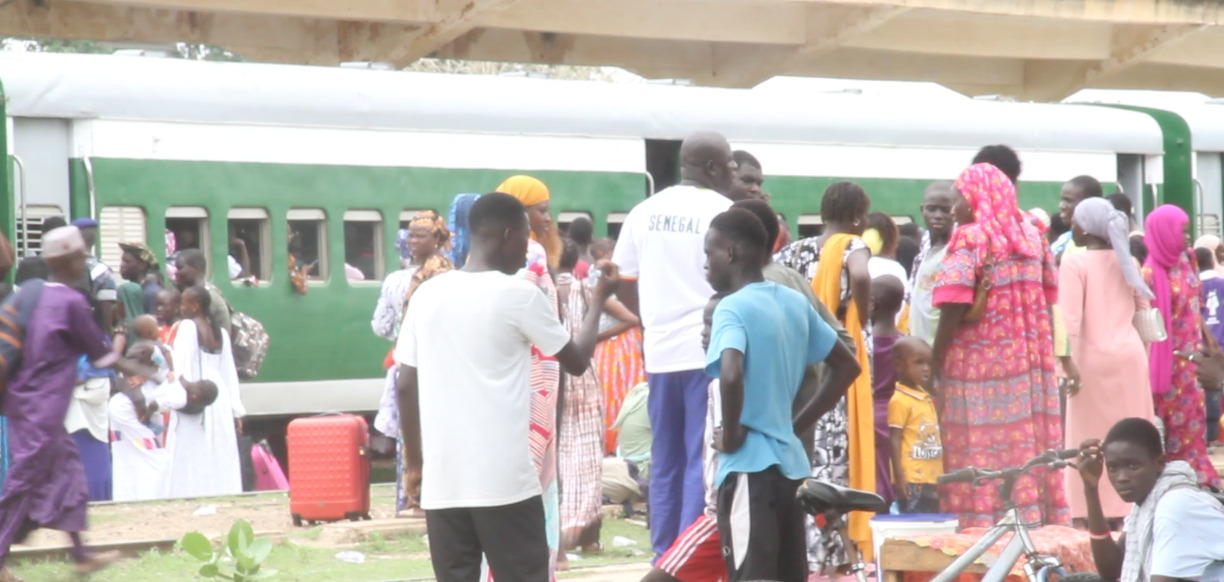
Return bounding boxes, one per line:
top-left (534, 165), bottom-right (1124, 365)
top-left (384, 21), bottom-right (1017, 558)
top-left (394, 192), bottom-right (618, 582)
top-left (612, 131), bottom-right (736, 559)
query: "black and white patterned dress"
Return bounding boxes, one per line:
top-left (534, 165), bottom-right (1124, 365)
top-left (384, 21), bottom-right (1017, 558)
top-left (774, 236), bottom-right (871, 570)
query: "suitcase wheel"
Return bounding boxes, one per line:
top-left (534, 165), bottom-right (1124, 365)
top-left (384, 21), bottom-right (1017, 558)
top-left (292, 514), bottom-right (303, 527)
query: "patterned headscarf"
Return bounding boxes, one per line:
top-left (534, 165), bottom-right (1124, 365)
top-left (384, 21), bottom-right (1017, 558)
top-left (1143, 204), bottom-right (1191, 395)
top-left (953, 163), bottom-right (1041, 260)
top-left (1073, 198), bottom-right (1153, 299)
top-left (400, 210), bottom-right (454, 315)
top-left (408, 210), bottom-right (452, 253)
top-left (497, 175), bottom-right (562, 270)
top-left (447, 194), bottom-right (480, 269)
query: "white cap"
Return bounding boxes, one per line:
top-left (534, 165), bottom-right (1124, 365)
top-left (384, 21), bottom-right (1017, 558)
top-left (41, 226), bottom-right (87, 259)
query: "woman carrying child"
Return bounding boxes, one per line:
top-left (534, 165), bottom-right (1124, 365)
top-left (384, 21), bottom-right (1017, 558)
top-left (163, 285), bottom-right (245, 497)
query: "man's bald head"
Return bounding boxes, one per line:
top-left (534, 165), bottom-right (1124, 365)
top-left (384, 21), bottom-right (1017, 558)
top-left (679, 131), bottom-right (735, 196)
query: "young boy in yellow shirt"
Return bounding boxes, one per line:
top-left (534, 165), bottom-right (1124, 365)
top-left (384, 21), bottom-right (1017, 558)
top-left (888, 336), bottom-right (944, 513)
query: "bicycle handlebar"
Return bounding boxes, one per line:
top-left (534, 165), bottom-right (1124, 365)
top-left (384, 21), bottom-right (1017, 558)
top-left (936, 449), bottom-right (1079, 487)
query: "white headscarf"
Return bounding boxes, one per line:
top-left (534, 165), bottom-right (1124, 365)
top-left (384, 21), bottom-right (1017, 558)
top-left (1073, 198), bottom-right (1154, 299)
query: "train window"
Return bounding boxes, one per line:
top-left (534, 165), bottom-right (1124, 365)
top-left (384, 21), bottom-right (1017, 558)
top-left (288, 209), bottom-right (328, 281)
top-left (606, 212), bottom-right (629, 240)
top-left (166, 207), bottom-right (211, 276)
top-left (97, 206), bottom-right (147, 270)
top-left (798, 215), bottom-right (824, 238)
top-left (558, 212), bottom-right (593, 236)
top-left (227, 208), bottom-right (271, 282)
top-left (344, 210), bottom-right (384, 282)
top-left (15, 205), bottom-right (65, 258)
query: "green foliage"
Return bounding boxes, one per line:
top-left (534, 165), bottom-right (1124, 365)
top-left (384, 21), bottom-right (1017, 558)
top-left (179, 519), bottom-right (278, 581)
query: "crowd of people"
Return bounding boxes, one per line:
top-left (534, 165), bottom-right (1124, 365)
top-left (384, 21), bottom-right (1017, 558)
top-left (0, 218), bottom-right (251, 581)
top-left (377, 130), bottom-right (1224, 582)
top-left (0, 126), bottom-right (1222, 581)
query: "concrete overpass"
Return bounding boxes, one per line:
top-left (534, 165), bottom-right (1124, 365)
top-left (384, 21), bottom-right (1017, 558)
top-left (2, 0), bottom-right (1223, 100)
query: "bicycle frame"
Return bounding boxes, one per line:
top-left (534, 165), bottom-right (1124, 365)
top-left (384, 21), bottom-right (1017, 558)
top-left (928, 506), bottom-right (1062, 582)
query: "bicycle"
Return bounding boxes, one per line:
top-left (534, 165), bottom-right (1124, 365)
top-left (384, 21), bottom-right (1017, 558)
top-left (797, 448), bottom-right (1097, 582)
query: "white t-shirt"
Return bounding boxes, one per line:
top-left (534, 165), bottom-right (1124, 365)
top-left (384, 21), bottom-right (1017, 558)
top-left (394, 270), bottom-right (571, 510)
top-left (1151, 488), bottom-right (1224, 581)
top-left (868, 256), bottom-right (911, 296)
top-left (612, 185), bottom-right (732, 373)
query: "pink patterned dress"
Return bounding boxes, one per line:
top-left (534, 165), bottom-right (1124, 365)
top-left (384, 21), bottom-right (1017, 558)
top-left (1142, 257), bottom-right (1222, 488)
top-left (933, 222), bottom-right (1069, 528)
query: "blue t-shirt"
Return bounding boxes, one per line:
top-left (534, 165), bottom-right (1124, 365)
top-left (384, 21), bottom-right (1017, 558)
top-left (705, 281), bottom-right (837, 486)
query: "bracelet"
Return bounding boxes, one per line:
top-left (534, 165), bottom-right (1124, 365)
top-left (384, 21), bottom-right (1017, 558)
top-left (1088, 531), bottom-right (1112, 541)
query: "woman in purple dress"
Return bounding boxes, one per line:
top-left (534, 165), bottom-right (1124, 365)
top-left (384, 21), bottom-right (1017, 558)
top-left (0, 227), bottom-right (157, 582)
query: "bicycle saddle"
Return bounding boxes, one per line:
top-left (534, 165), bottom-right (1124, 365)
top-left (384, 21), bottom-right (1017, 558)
top-left (797, 479), bottom-right (889, 515)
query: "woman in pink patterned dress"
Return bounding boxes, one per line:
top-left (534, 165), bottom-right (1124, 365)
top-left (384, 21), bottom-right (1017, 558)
top-left (931, 163), bottom-right (1068, 528)
top-left (1141, 204), bottom-right (1221, 488)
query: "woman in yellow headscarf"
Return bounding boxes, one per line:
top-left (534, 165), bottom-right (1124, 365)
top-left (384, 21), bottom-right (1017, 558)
top-left (491, 175), bottom-right (566, 577)
top-left (774, 181), bottom-right (876, 568)
top-left (497, 175), bottom-right (564, 271)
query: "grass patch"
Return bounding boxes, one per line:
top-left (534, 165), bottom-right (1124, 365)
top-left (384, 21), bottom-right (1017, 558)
top-left (10, 516), bottom-right (650, 581)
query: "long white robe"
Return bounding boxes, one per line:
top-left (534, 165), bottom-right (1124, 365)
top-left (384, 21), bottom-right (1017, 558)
top-left (162, 319), bottom-right (245, 498)
top-left (109, 382), bottom-right (167, 502)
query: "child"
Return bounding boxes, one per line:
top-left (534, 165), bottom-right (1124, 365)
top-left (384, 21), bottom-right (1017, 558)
top-left (132, 314), bottom-right (175, 380)
top-left (154, 287), bottom-right (181, 345)
top-left (646, 293), bottom-right (737, 582)
top-left (888, 336), bottom-right (944, 514)
top-left (1195, 247), bottom-right (1224, 445)
top-left (703, 209), bottom-right (859, 582)
top-left (871, 275), bottom-right (905, 503)
top-left (108, 341), bottom-right (172, 502)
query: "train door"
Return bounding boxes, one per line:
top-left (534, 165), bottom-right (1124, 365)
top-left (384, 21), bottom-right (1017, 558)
top-left (1195, 152), bottom-right (1223, 237)
top-left (645, 139), bottom-right (682, 195)
top-left (10, 118), bottom-right (72, 258)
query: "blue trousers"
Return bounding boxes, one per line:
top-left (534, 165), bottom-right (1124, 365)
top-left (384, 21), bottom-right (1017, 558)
top-left (647, 369), bottom-right (710, 560)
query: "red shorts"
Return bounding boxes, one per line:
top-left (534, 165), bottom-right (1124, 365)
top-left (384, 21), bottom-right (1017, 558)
top-left (657, 515), bottom-right (726, 582)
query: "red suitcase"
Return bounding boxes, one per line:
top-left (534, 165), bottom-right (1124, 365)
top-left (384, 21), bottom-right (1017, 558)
top-left (287, 414), bottom-right (372, 526)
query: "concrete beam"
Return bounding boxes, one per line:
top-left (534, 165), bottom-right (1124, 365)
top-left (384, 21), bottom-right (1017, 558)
top-left (376, 0), bottom-right (527, 67)
top-left (489, 0), bottom-right (808, 46)
top-left (695, 4), bottom-right (910, 88)
top-left (844, 11), bottom-right (1113, 60)
top-left (1021, 22), bottom-right (1209, 101)
top-left (763, 0), bottom-right (1224, 25)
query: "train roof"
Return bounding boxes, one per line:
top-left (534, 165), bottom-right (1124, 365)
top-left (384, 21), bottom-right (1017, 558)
top-left (0, 51), bottom-right (1164, 154)
top-left (1070, 89), bottom-right (1224, 152)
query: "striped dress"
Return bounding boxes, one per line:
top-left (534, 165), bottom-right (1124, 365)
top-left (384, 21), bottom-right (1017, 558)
top-left (557, 273), bottom-right (604, 550)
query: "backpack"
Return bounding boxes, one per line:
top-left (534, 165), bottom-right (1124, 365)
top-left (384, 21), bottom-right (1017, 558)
top-left (0, 279), bottom-right (46, 393)
top-left (229, 310), bottom-right (269, 380)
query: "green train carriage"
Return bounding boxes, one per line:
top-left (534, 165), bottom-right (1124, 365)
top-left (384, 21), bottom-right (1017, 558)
top-left (0, 52), bottom-right (1182, 444)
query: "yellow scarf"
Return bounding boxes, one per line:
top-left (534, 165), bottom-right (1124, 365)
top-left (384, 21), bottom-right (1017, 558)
top-left (811, 233), bottom-right (877, 562)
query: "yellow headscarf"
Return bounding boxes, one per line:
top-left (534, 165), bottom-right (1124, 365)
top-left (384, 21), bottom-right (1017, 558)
top-left (497, 175), bottom-right (562, 270)
top-left (498, 175), bottom-right (551, 206)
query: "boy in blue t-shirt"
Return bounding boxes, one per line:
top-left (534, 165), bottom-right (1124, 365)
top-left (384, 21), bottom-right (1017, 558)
top-left (703, 208), bottom-right (861, 582)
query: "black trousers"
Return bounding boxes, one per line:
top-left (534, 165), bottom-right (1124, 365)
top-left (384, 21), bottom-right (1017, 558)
top-left (716, 467), bottom-right (808, 582)
top-left (425, 496), bottom-right (549, 582)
